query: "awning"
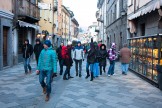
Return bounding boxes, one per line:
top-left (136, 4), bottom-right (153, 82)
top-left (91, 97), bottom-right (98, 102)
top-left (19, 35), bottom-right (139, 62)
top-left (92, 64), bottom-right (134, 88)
top-left (18, 20), bottom-right (40, 30)
top-left (128, 0), bottom-right (161, 20)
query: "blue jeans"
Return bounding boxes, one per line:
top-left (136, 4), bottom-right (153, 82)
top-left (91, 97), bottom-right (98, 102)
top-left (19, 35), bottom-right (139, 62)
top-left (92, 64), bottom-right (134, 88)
top-left (93, 63), bottom-right (99, 77)
top-left (121, 63), bottom-right (129, 74)
top-left (108, 60), bottom-right (115, 75)
top-left (24, 58), bottom-right (31, 73)
top-left (90, 64), bottom-right (94, 73)
top-left (39, 70), bottom-right (53, 94)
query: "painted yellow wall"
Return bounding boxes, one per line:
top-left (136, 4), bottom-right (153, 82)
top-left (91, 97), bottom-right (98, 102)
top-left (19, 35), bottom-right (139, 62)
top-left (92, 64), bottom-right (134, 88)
top-left (0, 0), bottom-right (12, 12)
top-left (39, 0), bottom-right (53, 35)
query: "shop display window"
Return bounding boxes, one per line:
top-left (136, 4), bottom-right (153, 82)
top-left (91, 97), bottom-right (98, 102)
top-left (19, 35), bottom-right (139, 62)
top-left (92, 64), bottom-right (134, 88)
top-left (128, 35), bottom-right (162, 83)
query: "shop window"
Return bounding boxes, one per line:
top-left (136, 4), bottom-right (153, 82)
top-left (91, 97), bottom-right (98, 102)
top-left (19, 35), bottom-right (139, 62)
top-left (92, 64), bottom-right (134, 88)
top-left (140, 23), bottom-right (145, 36)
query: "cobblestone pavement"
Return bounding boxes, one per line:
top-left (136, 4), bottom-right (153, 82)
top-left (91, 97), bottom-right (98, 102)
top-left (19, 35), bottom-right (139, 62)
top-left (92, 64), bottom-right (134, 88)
top-left (0, 61), bottom-right (162, 108)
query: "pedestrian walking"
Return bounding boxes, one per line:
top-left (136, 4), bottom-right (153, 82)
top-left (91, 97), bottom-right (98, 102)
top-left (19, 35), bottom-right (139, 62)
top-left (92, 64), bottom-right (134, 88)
top-left (22, 39), bottom-right (33, 74)
top-left (119, 43), bottom-right (131, 75)
top-left (56, 42), bottom-right (64, 75)
top-left (107, 42), bottom-right (118, 76)
top-left (62, 41), bottom-right (74, 80)
top-left (34, 38), bottom-right (44, 65)
top-left (93, 42), bottom-right (100, 77)
top-left (85, 43), bottom-right (91, 79)
top-left (87, 41), bottom-right (96, 81)
top-left (36, 40), bottom-right (57, 101)
top-left (73, 41), bottom-right (84, 77)
top-left (99, 44), bottom-right (107, 75)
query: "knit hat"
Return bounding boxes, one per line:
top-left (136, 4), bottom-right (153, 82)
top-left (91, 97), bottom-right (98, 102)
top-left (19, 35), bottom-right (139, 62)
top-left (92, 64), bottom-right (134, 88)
top-left (68, 41), bottom-right (72, 45)
top-left (44, 40), bottom-right (51, 47)
top-left (35, 38), bottom-right (40, 42)
top-left (111, 42), bottom-right (116, 49)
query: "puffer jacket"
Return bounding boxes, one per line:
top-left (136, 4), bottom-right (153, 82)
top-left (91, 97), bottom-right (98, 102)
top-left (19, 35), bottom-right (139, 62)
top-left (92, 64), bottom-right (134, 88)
top-left (37, 46), bottom-right (57, 72)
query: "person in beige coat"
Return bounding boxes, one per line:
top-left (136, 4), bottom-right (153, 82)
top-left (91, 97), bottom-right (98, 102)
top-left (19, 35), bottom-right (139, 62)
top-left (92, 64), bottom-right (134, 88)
top-left (119, 43), bottom-right (131, 75)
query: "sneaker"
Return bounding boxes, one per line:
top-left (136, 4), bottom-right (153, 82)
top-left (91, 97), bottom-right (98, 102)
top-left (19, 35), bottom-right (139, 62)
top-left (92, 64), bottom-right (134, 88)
top-left (108, 74), bottom-right (111, 77)
top-left (112, 73), bottom-right (117, 76)
top-left (45, 94), bottom-right (50, 101)
top-left (43, 87), bottom-right (46, 94)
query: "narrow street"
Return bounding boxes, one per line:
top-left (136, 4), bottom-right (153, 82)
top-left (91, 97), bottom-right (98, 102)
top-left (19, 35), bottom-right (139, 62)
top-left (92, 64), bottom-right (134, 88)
top-left (0, 61), bottom-right (162, 108)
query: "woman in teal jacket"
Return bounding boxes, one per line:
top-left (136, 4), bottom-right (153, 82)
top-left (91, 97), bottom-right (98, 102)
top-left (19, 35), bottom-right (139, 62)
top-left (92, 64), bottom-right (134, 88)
top-left (36, 40), bottom-right (57, 101)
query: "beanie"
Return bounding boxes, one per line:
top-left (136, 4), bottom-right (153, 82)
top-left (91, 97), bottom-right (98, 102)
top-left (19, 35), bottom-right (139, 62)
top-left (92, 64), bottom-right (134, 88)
top-left (44, 40), bottom-right (51, 47)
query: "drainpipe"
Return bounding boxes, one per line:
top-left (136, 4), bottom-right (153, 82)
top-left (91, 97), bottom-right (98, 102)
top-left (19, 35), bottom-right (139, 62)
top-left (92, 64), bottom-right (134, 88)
top-left (52, 0), bottom-right (54, 44)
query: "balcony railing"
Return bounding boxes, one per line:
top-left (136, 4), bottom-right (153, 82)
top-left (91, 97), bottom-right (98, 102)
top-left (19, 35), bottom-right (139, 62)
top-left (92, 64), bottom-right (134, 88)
top-left (18, 0), bottom-right (40, 21)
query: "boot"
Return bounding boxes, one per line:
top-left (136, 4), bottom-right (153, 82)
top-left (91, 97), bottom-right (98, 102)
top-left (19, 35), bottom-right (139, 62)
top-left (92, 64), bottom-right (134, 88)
top-left (85, 71), bottom-right (90, 79)
top-left (76, 72), bottom-right (78, 76)
top-left (45, 94), bottom-right (50, 101)
top-left (79, 74), bottom-right (82, 77)
top-left (43, 87), bottom-right (46, 94)
top-left (90, 72), bottom-right (93, 81)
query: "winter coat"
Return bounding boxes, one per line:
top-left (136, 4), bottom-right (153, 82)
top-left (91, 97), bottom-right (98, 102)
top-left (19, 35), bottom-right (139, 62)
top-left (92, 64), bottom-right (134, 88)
top-left (99, 44), bottom-right (107, 66)
top-left (119, 47), bottom-right (131, 64)
top-left (73, 46), bottom-right (84, 60)
top-left (37, 46), bottom-right (57, 72)
top-left (34, 43), bottom-right (44, 59)
top-left (22, 43), bottom-right (33, 59)
top-left (61, 46), bottom-right (73, 66)
top-left (87, 48), bottom-right (96, 64)
top-left (94, 45), bottom-right (100, 63)
top-left (107, 48), bottom-right (117, 61)
top-left (56, 46), bottom-right (63, 60)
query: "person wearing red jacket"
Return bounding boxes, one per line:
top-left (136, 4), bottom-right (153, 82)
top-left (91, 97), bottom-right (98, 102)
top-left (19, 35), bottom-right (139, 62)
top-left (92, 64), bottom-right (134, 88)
top-left (62, 42), bottom-right (74, 80)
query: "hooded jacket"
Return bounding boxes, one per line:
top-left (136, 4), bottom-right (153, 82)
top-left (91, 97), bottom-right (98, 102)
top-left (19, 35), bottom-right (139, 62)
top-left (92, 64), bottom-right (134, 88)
top-left (22, 39), bottom-right (33, 58)
top-left (37, 46), bottom-right (57, 72)
top-left (73, 42), bottom-right (84, 60)
top-left (99, 44), bottom-right (107, 66)
top-left (87, 42), bottom-right (96, 64)
top-left (34, 39), bottom-right (44, 59)
top-left (107, 43), bottom-right (117, 61)
top-left (56, 45), bottom-right (63, 60)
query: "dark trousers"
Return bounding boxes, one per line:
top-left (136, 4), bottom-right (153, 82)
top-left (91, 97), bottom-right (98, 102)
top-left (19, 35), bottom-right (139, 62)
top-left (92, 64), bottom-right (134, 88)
top-left (75, 60), bottom-right (82, 75)
top-left (100, 65), bottom-right (106, 75)
top-left (108, 61), bottom-right (115, 75)
top-left (86, 62), bottom-right (90, 76)
top-left (59, 59), bottom-right (64, 75)
top-left (63, 66), bottom-right (71, 78)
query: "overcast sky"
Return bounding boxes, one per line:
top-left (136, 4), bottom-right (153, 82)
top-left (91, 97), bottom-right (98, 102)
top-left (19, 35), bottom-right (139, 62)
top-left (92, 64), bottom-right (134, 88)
top-left (63, 0), bottom-right (98, 31)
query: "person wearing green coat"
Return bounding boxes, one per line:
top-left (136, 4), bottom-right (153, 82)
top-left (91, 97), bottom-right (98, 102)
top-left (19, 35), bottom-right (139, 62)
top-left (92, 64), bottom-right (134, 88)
top-left (36, 40), bottom-right (57, 101)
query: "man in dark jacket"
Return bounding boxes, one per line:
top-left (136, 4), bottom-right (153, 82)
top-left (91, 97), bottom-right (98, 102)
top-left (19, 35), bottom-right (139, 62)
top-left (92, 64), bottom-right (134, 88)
top-left (87, 42), bottom-right (96, 81)
top-left (34, 38), bottom-right (44, 65)
top-left (56, 42), bottom-right (64, 75)
top-left (22, 39), bottom-right (33, 74)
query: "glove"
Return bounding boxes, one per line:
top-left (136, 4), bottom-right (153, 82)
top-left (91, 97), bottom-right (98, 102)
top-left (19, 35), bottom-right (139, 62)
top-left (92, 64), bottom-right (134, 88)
top-left (36, 70), bottom-right (40, 75)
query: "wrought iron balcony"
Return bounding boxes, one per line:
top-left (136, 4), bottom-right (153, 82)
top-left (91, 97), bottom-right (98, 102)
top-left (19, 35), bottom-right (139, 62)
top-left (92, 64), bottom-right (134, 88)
top-left (18, 0), bottom-right (40, 23)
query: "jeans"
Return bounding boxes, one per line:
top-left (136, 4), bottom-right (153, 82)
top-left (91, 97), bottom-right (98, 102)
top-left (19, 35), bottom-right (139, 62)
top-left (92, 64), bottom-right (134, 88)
top-left (75, 60), bottom-right (82, 75)
top-left (90, 64), bottom-right (94, 73)
top-left (93, 63), bottom-right (99, 77)
top-left (108, 60), bottom-right (115, 75)
top-left (86, 62), bottom-right (90, 75)
top-left (24, 58), bottom-right (31, 73)
top-left (39, 70), bottom-right (53, 94)
top-left (59, 59), bottom-right (64, 74)
top-left (121, 63), bottom-right (129, 74)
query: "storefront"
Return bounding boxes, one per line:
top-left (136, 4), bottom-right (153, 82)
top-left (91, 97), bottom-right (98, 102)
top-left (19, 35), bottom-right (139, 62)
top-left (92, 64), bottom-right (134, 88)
top-left (128, 34), bottom-right (162, 84)
top-left (0, 10), bottom-right (14, 70)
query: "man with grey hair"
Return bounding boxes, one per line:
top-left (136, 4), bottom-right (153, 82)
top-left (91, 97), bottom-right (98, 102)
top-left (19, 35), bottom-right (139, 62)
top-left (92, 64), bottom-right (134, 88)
top-left (119, 43), bottom-right (131, 75)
